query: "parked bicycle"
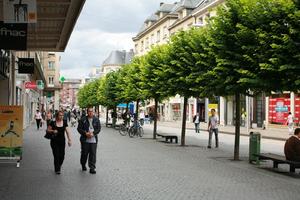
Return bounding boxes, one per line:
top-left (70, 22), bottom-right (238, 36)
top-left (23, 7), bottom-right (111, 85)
top-left (119, 122), bottom-right (130, 136)
top-left (128, 120), bottom-right (144, 138)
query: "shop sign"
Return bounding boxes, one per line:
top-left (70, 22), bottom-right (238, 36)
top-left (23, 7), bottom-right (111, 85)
top-left (24, 81), bottom-right (36, 89)
top-left (18, 58), bottom-right (34, 74)
top-left (0, 22), bottom-right (27, 50)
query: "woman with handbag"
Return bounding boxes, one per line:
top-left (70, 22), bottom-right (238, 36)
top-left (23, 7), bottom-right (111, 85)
top-left (47, 111), bottom-right (72, 174)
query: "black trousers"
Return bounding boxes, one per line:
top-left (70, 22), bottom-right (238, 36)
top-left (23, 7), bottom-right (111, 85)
top-left (50, 140), bottom-right (65, 172)
top-left (80, 142), bottom-right (97, 170)
top-left (36, 119), bottom-right (41, 129)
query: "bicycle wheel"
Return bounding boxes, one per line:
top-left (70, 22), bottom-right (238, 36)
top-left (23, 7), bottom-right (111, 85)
top-left (138, 127), bottom-right (144, 137)
top-left (128, 127), bottom-right (134, 138)
top-left (119, 124), bottom-right (127, 136)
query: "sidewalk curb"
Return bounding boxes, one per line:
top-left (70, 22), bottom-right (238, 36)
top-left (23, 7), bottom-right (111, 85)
top-left (156, 124), bottom-right (287, 142)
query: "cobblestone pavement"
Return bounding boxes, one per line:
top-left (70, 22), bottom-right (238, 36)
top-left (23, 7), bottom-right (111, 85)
top-left (0, 124), bottom-right (299, 200)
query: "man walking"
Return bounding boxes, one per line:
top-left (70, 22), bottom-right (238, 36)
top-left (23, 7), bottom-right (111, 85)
top-left (77, 108), bottom-right (101, 174)
top-left (208, 109), bottom-right (219, 148)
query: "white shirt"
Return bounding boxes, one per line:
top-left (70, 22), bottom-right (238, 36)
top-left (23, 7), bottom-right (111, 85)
top-left (195, 116), bottom-right (200, 124)
top-left (35, 112), bottom-right (42, 120)
top-left (86, 118), bottom-right (96, 143)
top-left (288, 114), bottom-right (293, 124)
top-left (209, 115), bottom-right (219, 129)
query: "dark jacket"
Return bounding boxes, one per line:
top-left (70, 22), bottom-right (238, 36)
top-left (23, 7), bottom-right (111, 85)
top-left (284, 136), bottom-right (300, 161)
top-left (77, 116), bottom-right (101, 143)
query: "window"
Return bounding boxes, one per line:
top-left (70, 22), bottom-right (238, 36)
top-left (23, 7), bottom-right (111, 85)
top-left (163, 26), bottom-right (168, 39)
top-left (48, 61), bottom-right (55, 70)
top-left (145, 37), bottom-right (149, 49)
top-left (151, 34), bottom-right (155, 45)
top-left (157, 30), bottom-right (161, 42)
top-left (48, 76), bottom-right (54, 85)
top-left (198, 17), bottom-right (203, 25)
top-left (141, 41), bottom-right (144, 52)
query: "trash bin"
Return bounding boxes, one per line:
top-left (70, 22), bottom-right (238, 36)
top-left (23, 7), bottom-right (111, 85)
top-left (249, 132), bottom-right (261, 164)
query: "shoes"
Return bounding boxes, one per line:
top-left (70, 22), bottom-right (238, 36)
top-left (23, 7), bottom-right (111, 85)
top-left (89, 169), bottom-right (96, 174)
top-left (207, 146), bottom-right (211, 149)
top-left (82, 165), bottom-right (87, 171)
top-left (55, 171), bottom-right (61, 174)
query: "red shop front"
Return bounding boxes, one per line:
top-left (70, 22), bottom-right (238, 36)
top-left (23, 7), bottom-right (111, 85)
top-left (269, 94), bottom-right (300, 125)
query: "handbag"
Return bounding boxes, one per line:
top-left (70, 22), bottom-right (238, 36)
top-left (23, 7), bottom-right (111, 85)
top-left (44, 131), bottom-right (55, 139)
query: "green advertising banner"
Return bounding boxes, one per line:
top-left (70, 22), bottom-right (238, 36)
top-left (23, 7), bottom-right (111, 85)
top-left (0, 106), bottom-right (23, 159)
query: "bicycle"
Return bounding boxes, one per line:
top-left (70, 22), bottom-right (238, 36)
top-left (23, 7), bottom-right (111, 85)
top-left (119, 122), bottom-right (130, 136)
top-left (128, 120), bottom-right (144, 138)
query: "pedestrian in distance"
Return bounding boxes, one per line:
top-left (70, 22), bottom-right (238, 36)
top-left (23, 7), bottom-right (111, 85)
top-left (193, 112), bottom-right (200, 133)
top-left (286, 112), bottom-right (294, 135)
top-left (46, 110), bottom-right (53, 127)
top-left (284, 128), bottom-right (300, 161)
top-left (77, 107), bottom-right (101, 174)
top-left (207, 109), bottom-right (219, 149)
top-left (34, 110), bottom-right (42, 130)
top-left (46, 111), bottom-right (72, 174)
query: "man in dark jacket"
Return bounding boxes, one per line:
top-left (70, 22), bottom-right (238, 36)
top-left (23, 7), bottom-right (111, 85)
top-left (77, 107), bottom-right (101, 174)
top-left (284, 128), bottom-right (300, 161)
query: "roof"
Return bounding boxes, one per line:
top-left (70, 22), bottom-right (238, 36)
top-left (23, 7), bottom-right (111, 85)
top-left (102, 50), bottom-right (134, 66)
top-left (192, 0), bottom-right (221, 15)
top-left (0, 0), bottom-right (86, 51)
top-left (145, 14), bottom-right (159, 22)
top-left (156, 3), bottom-right (176, 13)
top-left (175, 0), bottom-right (203, 11)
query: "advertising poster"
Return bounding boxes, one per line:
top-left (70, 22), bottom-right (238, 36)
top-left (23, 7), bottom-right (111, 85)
top-left (208, 104), bottom-right (218, 116)
top-left (3, 0), bottom-right (37, 23)
top-left (0, 106), bottom-right (23, 159)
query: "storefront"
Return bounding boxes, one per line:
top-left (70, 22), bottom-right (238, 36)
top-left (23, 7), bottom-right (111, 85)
top-left (268, 93), bottom-right (299, 125)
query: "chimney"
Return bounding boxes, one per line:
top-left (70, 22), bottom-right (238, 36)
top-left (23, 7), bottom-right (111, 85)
top-left (160, 2), bottom-right (164, 6)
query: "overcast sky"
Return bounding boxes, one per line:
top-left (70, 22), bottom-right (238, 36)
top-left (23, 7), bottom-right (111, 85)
top-left (60, 0), bottom-right (175, 79)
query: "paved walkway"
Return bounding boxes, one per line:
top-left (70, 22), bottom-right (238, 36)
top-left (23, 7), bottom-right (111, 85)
top-left (152, 121), bottom-right (291, 141)
top-left (0, 124), bottom-right (299, 200)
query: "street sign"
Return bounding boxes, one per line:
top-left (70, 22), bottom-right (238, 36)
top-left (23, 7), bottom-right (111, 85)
top-left (24, 81), bottom-right (36, 89)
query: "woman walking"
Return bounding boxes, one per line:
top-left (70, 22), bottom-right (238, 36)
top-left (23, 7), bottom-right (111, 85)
top-left (47, 111), bottom-right (72, 174)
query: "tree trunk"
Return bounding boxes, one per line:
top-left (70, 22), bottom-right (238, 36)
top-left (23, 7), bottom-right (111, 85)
top-left (126, 102), bottom-right (129, 113)
top-left (112, 106), bottom-right (117, 128)
top-left (106, 107), bottom-right (109, 126)
top-left (153, 98), bottom-right (158, 139)
top-left (181, 96), bottom-right (188, 146)
top-left (234, 93), bottom-right (241, 160)
top-left (135, 100), bottom-right (140, 123)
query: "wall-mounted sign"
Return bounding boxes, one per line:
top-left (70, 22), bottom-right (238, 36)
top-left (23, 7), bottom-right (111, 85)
top-left (18, 58), bottom-right (34, 74)
top-left (0, 21), bottom-right (27, 50)
top-left (24, 81), bottom-right (36, 89)
top-left (36, 80), bottom-right (44, 90)
top-left (3, 0), bottom-right (37, 23)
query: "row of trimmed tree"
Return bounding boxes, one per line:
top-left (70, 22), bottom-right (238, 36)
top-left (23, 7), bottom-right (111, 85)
top-left (78, 0), bottom-right (300, 160)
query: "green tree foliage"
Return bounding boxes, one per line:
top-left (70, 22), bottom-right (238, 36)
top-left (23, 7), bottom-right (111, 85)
top-left (166, 29), bottom-right (212, 146)
top-left (142, 44), bottom-right (172, 138)
top-left (77, 80), bottom-right (100, 108)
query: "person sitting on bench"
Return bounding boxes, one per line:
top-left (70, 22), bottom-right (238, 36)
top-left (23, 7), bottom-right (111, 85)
top-left (284, 128), bottom-right (300, 161)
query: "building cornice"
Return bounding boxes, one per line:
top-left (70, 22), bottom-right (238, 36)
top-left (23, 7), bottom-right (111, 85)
top-left (168, 15), bottom-right (194, 31)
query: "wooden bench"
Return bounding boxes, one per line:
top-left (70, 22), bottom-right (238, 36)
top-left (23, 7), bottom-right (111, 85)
top-left (255, 153), bottom-right (300, 173)
top-left (156, 133), bottom-right (178, 143)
